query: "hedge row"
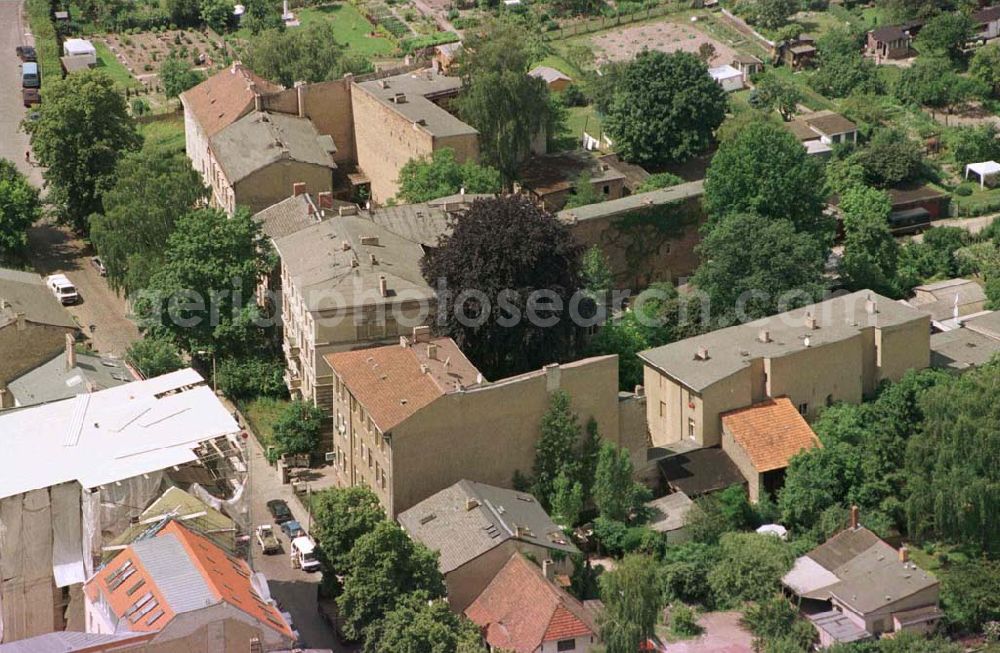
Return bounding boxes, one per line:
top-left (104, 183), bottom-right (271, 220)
top-left (25, 0), bottom-right (61, 91)
top-left (400, 31), bottom-right (460, 54)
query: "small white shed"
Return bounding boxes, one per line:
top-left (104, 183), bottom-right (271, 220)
top-left (709, 64), bottom-right (745, 92)
top-left (965, 160), bottom-right (1000, 189)
top-left (63, 38), bottom-right (97, 65)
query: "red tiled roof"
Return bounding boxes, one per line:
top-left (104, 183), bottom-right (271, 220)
top-left (465, 553), bottom-right (597, 652)
top-left (721, 397), bottom-right (821, 473)
top-left (180, 63), bottom-right (282, 138)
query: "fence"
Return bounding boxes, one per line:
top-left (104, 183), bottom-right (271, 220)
top-left (544, 3), bottom-right (680, 41)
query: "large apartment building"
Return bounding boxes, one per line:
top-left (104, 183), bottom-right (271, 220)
top-left (638, 291), bottom-right (930, 449)
top-left (324, 328), bottom-right (643, 516)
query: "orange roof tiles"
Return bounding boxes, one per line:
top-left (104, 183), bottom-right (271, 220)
top-left (180, 63), bottom-right (282, 138)
top-left (324, 335), bottom-right (481, 432)
top-left (722, 397), bottom-right (821, 473)
top-left (465, 553), bottom-right (597, 653)
top-left (85, 548), bottom-right (176, 633)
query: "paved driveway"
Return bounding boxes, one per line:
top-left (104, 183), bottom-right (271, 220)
top-left (0, 0), bottom-right (41, 186)
top-left (662, 612), bottom-right (754, 653)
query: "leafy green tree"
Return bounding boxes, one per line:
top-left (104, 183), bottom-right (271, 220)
top-left (825, 153), bottom-right (868, 196)
top-left (915, 11), bottom-right (975, 61)
top-left (337, 521), bottom-right (445, 641)
top-left (668, 603), bottom-right (702, 638)
top-left (200, 0), bottom-right (232, 32)
top-left (940, 559), bottom-right (1000, 633)
top-left (660, 542), bottom-right (718, 606)
top-left (396, 148), bottom-right (501, 203)
top-left (693, 213), bottom-right (827, 323)
top-left (599, 554), bottom-right (662, 653)
top-left (0, 159), bottom-right (40, 256)
top-left (593, 441), bottom-right (649, 522)
top-left (240, 0), bottom-right (283, 33)
top-left (708, 532), bottom-right (795, 607)
top-left (214, 354), bottom-right (286, 399)
top-left (970, 43), bottom-right (1000, 97)
top-left (454, 20), bottom-right (555, 184)
top-left (137, 208), bottom-right (271, 355)
top-left (578, 417), bottom-right (602, 499)
top-left (895, 56), bottom-right (985, 113)
top-left (855, 128), bottom-right (923, 188)
top-left (532, 390), bottom-right (582, 505)
top-left (124, 336), bottom-right (185, 378)
top-left (743, 595), bottom-right (814, 652)
top-left (586, 60), bottom-right (627, 115)
top-left (272, 401), bottom-right (325, 455)
top-left (550, 471), bottom-right (584, 527)
top-left (91, 143), bottom-right (207, 294)
top-left (362, 593), bottom-right (487, 653)
top-left (634, 172), bottom-right (683, 193)
top-left (24, 71), bottom-right (141, 232)
top-left (945, 123), bottom-right (1000, 169)
top-left (160, 55), bottom-right (204, 99)
top-left (603, 51), bottom-right (726, 166)
top-left (749, 71), bottom-right (802, 121)
top-left (565, 170), bottom-right (603, 209)
top-left (704, 119), bottom-right (829, 239)
top-left (884, 0), bottom-right (956, 21)
top-left (812, 28), bottom-right (882, 98)
top-left (311, 486), bottom-right (385, 572)
top-left (742, 0), bottom-right (797, 30)
top-left (164, 0), bottom-right (200, 27)
top-left (685, 485), bottom-right (757, 545)
top-left (420, 195), bottom-right (583, 379)
top-left (243, 24), bottom-right (370, 88)
top-left (581, 245), bottom-right (614, 297)
top-left (839, 185), bottom-right (900, 297)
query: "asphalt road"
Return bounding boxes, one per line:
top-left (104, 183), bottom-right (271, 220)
top-left (0, 0), bottom-right (41, 186)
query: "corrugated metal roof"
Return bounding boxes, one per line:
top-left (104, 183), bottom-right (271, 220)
top-left (0, 631), bottom-right (145, 652)
top-left (133, 532), bottom-right (217, 613)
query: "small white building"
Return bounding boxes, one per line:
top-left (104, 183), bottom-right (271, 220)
top-left (62, 38), bottom-right (97, 65)
top-left (709, 64), bottom-right (745, 92)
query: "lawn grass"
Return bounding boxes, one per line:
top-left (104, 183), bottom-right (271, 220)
top-left (298, 4), bottom-right (397, 57)
top-left (139, 114), bottom-right (186, 153)
top-left (567, 104), bottom-right (602, 140)
top-left (535, 53), bottom-right (583, 80)
top-left (953, 185), bottom-right (1000, 217)
top-left (242, 396), bottom-right (291, 450)
top-left (93, 40), bottom-right (141, 90)
top-left (769, 66), bottom-right (836, 111)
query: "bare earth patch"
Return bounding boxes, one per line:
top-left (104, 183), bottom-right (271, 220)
top-left (590, 18), bottom-right (738, 67)
top-left (102, 28), bottom-right (226, 85)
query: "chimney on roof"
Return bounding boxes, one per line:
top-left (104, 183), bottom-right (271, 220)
top-left (378, 275), bottom-right (388, 297)
top-left (634, 384), bottom-right (644, 397)
top-left (695, 347), bottom-right (710, 361)
top-left (899, 545), bottom-right (909, 563)
top-left (339, 205), bottom-right (358, 217)
top-left (15, 312), bottom-right (25, 331)
top-left (342, 240), bottom-right (351, 251)
top-left (65, 333), bottom-right (76, 370)
top-left (544, 363), bottom-right (561, 392)
top-left (758, 329), bottom-right (771, 343)
top-left (370, 253), bottom-right (378, 265)
top-left (360, 235), bottom-right (380, 246)
top-left (393, 93), bottom-right (407, 104)
top-left (805, 312), bottom-right (817, 330)
top-left (379, 79), bottom-right (390, 89)
top-left (542, 559), bottom-right (556, 582)
top-left (0, 298), bottom-right (7, 310)
top-left (427, 342), bottom-right (438, 360)
top-left (293, 182), bottom-right (307, 197)
top-left (400, 336), bottom-right (410, 348)
top-left (803, 336), bottom-right (811, 348)
top-left (253, 92), bottom-right (262, 113)
top-left (850, 505), bottom-right (859, 530)
top-left (865, 296), bottom-right (878, 315)
top-left (317, 191), bottom-right (333, 210)
top-left (420, 364), bottom-right (429, 374)
top-left (465, 497), bottom-right (480, 511)
top-left (412, 326), bottom-right (431, 343)
top-left (460, 186), bottom-right (466, 196)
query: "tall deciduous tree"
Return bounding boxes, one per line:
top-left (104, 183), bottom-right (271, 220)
top-left (311, 486), bottom-right (385, 572)
top-left (749, 71), bottom-right (802, 121)
top-left (693, 213), bottom-right (827, 322)
top-left (362, 593), bottom-right (487, 653)
top-left (396, 148), bottom-right (502, 203)
top-left (593, 441), bottom-right (647, 522)
top-left (420, 195), bottom-right (584, 379)
top-left (603, 51), bottom-right (726, 166)
top-left (0, 159), bottom-right (40, 256)
top-left (124, 336), bottom-right (185, 378)
top-left (532, 390), bottom-right (582, 505)
top-left (550, 471), bottom-right (584, 527)
top-left (272, 401), bottom-right (325, 455)
top-left (811, 28), bottom-right (882, 98)
top-left (707, 533), bottom-right (795, 606)
top-left (854, 127), bottom-right (923, 188)
top-left (160, 55), bottom-right (205, 99)
top-left (242, 24), bottom-right (369, 88)
top-left (915, 11), bottom-right (975, 61)
top-left (337, 521), bottom-right (445, 641)
top-left (90, 143), bottom-right (207, 294)
top-left (24, 70), bottom-right (141, 232)
top-left (704, 119), bottom-right (829, 240)
top-left (454, 20), bottom-right (554, 184)
top-left (839, 185), bottom-right (900, 297)
top-left (895, 56), bottom-right (985, 113)
top-left (599, 554), bottom-right (661, 653)
top-left (970, 44), bottom-right (1000, 97)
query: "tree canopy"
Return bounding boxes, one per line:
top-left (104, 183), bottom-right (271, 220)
top-left (24, 70), bottom-right (141, 232)
top-left (124, 336), bottom-right (185, 379)
top-left (272, 401), bottom-right (325, 456)
top-left (599, 554), bottom-right (662, 653)
top-left (707, 532), bottom-right (795, 606)
top-left (915, 11), bottom-right (975, 61)
top-left (811, 28), bottom-right (882, 98)
top-left (749, 71), bottom-right (803, 121)
top-left (420, 195), bottom-right (584, 379)
top-left (362, 594), bottom-right (487, 653)
top-left (593, 441), bottom-right (649, 522)
top-left (839, 185), bottom-right (901, 297)
top-left (311, 486), bottom-right (385, 573)
top-left (0, 159), bottom-right (41, 256)
top-left (854, 127), bottom-right (924, 188)
top-left (160, 55), bottom-right (204, 99)
top-left (396, 148), bottom-right (502, 203)
top-left (603, 51), bottom-right (727, 167)
top-left (242, 24), bottom-right (370, 88)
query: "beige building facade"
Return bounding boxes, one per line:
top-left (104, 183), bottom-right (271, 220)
top-left (639, 292), bottom-right (931, 450)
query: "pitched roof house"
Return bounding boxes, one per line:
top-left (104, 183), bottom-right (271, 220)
top-left (5, 341), bottom-right (136, 409)
top-left (399, 480), bottom-right (579, 610)
top-left (909, 278), bottom-right (987, 322)
top-left (465, 552), bottom-right (599, 653)
top-left (84, 520), bottom-right (294, 649)
top-left (783, 510), bottom-right (940, 647)
top-left (786, 111), bottom-right (858, 154)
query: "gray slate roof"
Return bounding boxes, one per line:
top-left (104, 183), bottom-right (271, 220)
top-left (210, 111), bottom-right (336, 184)
top-left (0, 632), bottom-right (142, 653)
top-left (398, 480), bottom-right (578, 574)
top-left (965, 310), bottom-right (1000, 340)
top-left (354, 71), bottom-right (477, 138)
top-left (254, 193), bottom-right (355, 241)
top-left (639, 291), bottom-right (929, 392)
top-left (8, 351), bottom-right (136, 407)
top-left (930, 328), bottom-right (1000, 370)
top-left (132, 532), bottom-right (216, 613)
top-left (0, 268), bottom-right (78, 330)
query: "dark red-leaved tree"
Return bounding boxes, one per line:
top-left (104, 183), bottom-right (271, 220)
top-left (421, 195), bottom-right (585, 379)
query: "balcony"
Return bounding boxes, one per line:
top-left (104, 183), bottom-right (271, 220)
top-left (284, 368), bottom-right (302, 391)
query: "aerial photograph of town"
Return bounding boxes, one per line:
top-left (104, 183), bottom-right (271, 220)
top-left (0, 0), bottom-right (998, 650)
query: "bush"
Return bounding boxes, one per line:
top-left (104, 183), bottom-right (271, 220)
top-left (125, 336), bottom-right (184, 378)
top-left (954, 185), bottom-right (973, 196)
top-left (215, 354), bottom-right (287, 400)
top-left (272, 400), bottom-right (325, 456)
top-left (593, 517), bottom-right (664, 557)
top-left (669, 603), bottom-right (702, 638)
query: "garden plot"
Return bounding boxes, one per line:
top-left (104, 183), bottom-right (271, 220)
top-left (591, 18), bottom-right (738, 67)
top-left (101, 28), bottom-right (225, 85)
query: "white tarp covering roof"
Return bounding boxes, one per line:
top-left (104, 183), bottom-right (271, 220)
top-left (0, 368), bottom-right (238, 499)
top-left (783, 554), bottom-right (840, 598)
top-left (62, 38), bottom-right (96, 56)
top-left (709, 64), bottom-right (743, 80)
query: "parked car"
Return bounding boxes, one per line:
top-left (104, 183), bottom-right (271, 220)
top-left (90, 256), bottom-right (107, 276)
top-left (290, 536), bottom-right (321, 572)
top-left (45, 274), bottom-right (79, 305)
top-left (22, 88), bottom-right (40, 108)
top-left (15, 46), bottom-right (36, 62)
top-left (281, 519), bottom-right (305, 539)
top-left (266, 499), bottom-right (293, 524)
top-left (256, 524), bottom-right (281, 555)
top-left (21, 62), bottom-right (40, 89)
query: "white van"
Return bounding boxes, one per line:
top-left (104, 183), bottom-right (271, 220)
top-left (46, 274), bottom-right (79, 305)
top-left (290, 536), bottom-right (321, 572)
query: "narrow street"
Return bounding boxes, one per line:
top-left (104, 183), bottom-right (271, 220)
top-left (0, 0), bottom-right (41, 186)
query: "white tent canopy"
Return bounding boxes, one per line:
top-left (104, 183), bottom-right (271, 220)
top-left (965, 160), bottom-right (1000, 189)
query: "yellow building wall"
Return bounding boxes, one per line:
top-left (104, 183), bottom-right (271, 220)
top-left (876, 319), bottom-right (930, 385)
top-left (765, 334), bottom-right (864, 420)
top-left (261, 79), bottom-right (357, 165)
top-left (720, 425), bottom-right (761, 502)
top-left (234, 161), bottom-right (333, 215)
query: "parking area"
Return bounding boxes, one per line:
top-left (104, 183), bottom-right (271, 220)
top-left (0, 0), bottom-right (41, 186)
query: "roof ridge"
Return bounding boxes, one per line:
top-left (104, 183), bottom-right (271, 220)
top-left (160, 521), bottom-right (225, 603)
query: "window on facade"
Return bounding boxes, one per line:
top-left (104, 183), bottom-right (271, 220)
top-left (602, 185), bottom-right (610, 195)
top-left (798, 402), bottom-right (808, 415)
top-left (659, 401), bottom-right (666, 418)
top-left (687, 418), bottom-right (695, 438)
top-left (557, 639), bottom-right (576, 652)
top-left (826, 394), bottom-right (834, 407)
